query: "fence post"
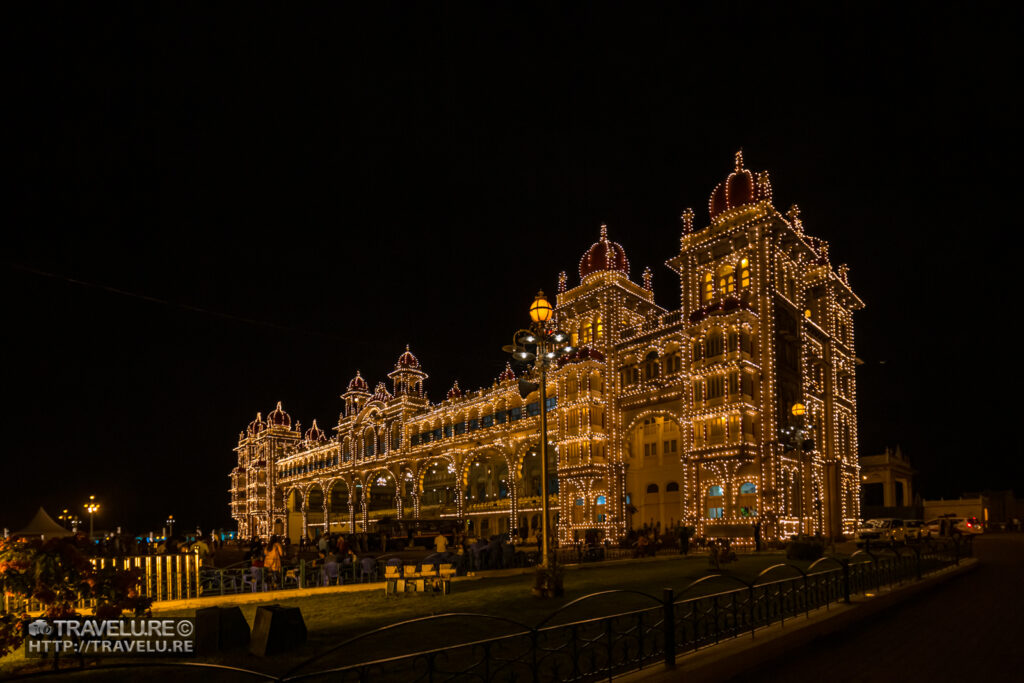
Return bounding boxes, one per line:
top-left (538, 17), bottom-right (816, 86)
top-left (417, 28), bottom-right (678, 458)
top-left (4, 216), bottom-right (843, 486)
top-left (841, 560), bottom-right (851, 604)
top-left (300, 559), bottom-right (306, 589)
top-left (663, 588), bottom-right (676, 668)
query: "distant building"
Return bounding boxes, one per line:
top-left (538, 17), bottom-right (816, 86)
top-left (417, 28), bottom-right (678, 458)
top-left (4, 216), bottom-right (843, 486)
top-left (860, 446), bottom-right (915, 510)
top-left (230, 152), bottom-right (864, 543)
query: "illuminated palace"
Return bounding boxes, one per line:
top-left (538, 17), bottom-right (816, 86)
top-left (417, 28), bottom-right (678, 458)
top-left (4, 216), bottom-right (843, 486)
top-left (230, 152), bottom-right (864, 545)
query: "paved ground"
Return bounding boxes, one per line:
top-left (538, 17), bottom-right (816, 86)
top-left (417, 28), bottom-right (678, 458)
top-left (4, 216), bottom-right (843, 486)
top-left (736, 533), bottom-right (1024, 682)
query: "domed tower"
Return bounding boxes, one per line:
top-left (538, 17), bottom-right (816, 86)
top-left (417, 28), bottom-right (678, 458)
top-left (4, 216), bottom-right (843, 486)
top-left (231, 404), bottom-right (300, 541)
top-left (579, 224), bottom-right (630, 283)
top-left (304, 419), bottom-right (327, 444)
top-left (387, 345), bottom-right (428, 398)
top-left (372, 381), bottom-right (393, 404)
top-left (342, 371), bottom-right (372, 417)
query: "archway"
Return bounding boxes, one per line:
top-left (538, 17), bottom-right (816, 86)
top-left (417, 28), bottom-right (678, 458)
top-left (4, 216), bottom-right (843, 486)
top-left (419, 457), bottom-right (458, 518)
top-left (286, 489), bottom-right (303, 544)
top-left (463, 449), bottom-right (512, 539)
top-left (623, 412), bottom-right (684, 532)
top-left (307, 483), bottom-right (325, 538)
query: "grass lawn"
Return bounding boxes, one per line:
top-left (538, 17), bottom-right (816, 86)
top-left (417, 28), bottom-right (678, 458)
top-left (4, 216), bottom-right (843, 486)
top-left (1, 550), bottom-right (833, 680)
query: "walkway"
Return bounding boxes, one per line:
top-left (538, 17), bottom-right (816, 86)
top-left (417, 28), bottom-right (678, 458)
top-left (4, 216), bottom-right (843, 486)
top-left (733, 534), bottom-right (1024, 682)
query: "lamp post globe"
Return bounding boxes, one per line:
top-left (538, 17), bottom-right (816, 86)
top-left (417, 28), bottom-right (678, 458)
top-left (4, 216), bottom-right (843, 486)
top-left (529, 290), bottom-right (553, 324)
top-left (83, 495), bottom-right (100, 541)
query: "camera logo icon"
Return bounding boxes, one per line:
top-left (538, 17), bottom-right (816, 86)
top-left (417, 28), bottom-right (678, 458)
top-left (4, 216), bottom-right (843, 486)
top-left (28, 620), bottom-right (52, 637)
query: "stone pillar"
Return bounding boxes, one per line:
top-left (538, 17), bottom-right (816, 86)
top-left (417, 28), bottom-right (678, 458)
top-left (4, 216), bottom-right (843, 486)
top-left (348, 504), bottom-right (356, 534)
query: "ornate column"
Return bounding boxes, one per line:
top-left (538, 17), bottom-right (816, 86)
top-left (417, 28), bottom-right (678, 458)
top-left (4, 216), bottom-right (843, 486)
top-left (322, 489), bottom-right (330, 535)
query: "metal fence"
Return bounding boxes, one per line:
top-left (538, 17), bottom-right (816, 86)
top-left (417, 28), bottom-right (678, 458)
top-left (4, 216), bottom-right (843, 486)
top-left (5, 536), bottom-right (973, 682)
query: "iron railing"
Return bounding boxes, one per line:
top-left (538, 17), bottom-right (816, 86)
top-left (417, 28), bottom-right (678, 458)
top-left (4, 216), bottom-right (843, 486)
top-left (5, 536), bottom-right (972, 682)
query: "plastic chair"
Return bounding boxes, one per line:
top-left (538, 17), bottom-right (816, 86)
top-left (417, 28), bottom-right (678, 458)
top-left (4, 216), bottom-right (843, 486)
top-left (385, 557), bottom-right (404, 576)
top-left (359, 556), bottom-right (377, 582)
top-left (241, 566), bottom-right (266, 592)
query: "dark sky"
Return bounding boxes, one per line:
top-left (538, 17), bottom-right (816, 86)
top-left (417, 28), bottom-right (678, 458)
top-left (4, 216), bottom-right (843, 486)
top-left (4, 3), bottom-right (1019, 533)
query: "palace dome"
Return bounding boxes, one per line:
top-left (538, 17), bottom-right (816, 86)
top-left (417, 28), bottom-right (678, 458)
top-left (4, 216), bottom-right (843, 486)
top-left (347, 371), bottom-right (369, 393)
top-left (446, 380), bottom-right (463, 400)
top-left (372, 382), bottom-right (393, 403)
top-left (247, 412), bottom-right (265, 436)
top-left (709, 150), bottom-right (772, 220)
top-left (579, 224), bottom-right (629, 280)
top-left (498, 362), bottom-right (516, 383)
top-left (267, 401), bottom-right (291, 428)
top-left (305, 419), bottom-right (326, 443)
top-left (396, 345), bottom-right (420, 369)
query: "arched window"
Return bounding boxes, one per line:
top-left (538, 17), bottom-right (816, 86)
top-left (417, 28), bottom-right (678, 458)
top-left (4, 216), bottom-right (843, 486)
top-left (702, 272), bottom-right (714, 302)
top-left (646, 483), bottom-right (659, 494)
top-left (705, 330), bottom-right (724, 358)
top-left (717, 265), bottom-right (736, 294)
top-left (582, 320), bottom-right (593, 344)
top-left (739, 482), bottom-right (757, 494)
top-left (644, 351), bottom-right (659, 379)
top-left (595, 314), bottom-right (603, 339)
top-left (596, 495), bottom-right (607, 505)
top-left (739, 258), bottom-right (751, 289)
top-left (708, 485), bottom-right (724, 497)
top-left (574, 498), bottom-right (584, 506)
top-left (693, 340), bottom-right (703, 361)
top-left (666, 482), bottom-right (680, 492)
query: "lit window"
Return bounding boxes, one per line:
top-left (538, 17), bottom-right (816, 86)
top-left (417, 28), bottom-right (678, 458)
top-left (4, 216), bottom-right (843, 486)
top-left (739, 482), bottom-right (757, 494)
top-left (702, 272), bottom-right (714, 302)
top-left (708, 485), bottom-right (724, 497)
top-left (718, 265), bottom-right (736, 294)
top-left (595, 314), bottom-right (603, 339)
top-left (740, 258), bottom-right (751, 289)
top-left (596, 495), bottom-right (606, 505)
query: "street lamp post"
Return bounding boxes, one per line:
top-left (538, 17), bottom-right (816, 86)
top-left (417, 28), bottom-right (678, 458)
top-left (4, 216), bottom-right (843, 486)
top-left (785, 403), bottom-right (814, 538)
top-left (503, 290), bottom-right (574, 569)
top-left (166, 515), bottom-right (176, 539)
top-left (83, 495), bottom-right (100, 541)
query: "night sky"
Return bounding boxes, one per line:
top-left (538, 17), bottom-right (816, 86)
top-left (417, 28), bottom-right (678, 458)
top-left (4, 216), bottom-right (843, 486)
top-left (4, 3), bottom-right (1019, 534)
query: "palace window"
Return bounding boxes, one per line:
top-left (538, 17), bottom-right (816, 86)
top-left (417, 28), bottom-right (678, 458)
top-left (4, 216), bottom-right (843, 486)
top-left (666, 481), bottom-right (680, 492)
top-left (728, 371), bottom-right (739, 395)
top-left (705, 330), bottom-right (724, 358)
top-left (596, 495), bottom-right (607, 505)
top-left (494, 410), bottom-right (507, 424)
top-left (708, 507), bottom-right (724, 519)
top-left (693, 381), bottom-right (704, 404)
top-left (740, 258), bottom-right (751, 289)
top-left (702, 272), bottom-right (714, 302)
top-left (718, 265), bottom-right (736, 294)
top-left (709, 417), bottom-right (726, 443)
top-left (693, 341), bottom-right (704, 362)
top-left (739, 481), bottom-right (757, 494)
top-left (482, 414), bottom-right (493, 427)
top-left (708, 485), bottom-right (724, 497)
top-left (595, 314), bottom-right (603, 339)
top-left (663, 439), bottom-right (678, 454)
top-left (509, 407), bottom-right (523, 421)
top-left (707, 376), bottom-right (725, 400)
top-left (527, 402), bottom-right (541, 417)
top-left (644, 351), bottom-right (659, 380)
top-left (444, 425), bottom-right (452, 438)
top-left (646, 484), bottom-right (659, 494)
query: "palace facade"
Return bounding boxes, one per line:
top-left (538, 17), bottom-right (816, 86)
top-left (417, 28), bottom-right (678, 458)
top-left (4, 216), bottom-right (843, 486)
top-left (230, 152), bottom-right (864, 545)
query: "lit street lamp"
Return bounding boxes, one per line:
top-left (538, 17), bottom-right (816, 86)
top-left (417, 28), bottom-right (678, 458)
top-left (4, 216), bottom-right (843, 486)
top-left (780, 403), bottom-right (815, 537)
top-left (166, 515), bottom-right (175, 539)
top-left (83, 495), bottom-right (100, 540)
top-left (503, 290), bottom-right (574, 569)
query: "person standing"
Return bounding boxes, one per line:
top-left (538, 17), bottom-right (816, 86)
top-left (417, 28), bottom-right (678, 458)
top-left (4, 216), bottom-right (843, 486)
top-left (264, 536), bottom-right (284, 589)
top-left (434, 531), bottom-right (448, 554)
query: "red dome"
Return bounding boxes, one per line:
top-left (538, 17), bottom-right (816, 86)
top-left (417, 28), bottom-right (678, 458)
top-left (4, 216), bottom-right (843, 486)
top-left (247, 412), bottom-right (265, 436)
top-left (372, 382), bottom-right (393, 403)
top-left (556, 346), bottom-right (606, 368)
top-left (347, 371), bottom-right (370, 393)
top-left (267, 401), bottom-right (291, 428)
top-left (305, 419), bottom-right (326, 443)
top-left (708, 151), bottom-right (768, 220)
top-left (446, 380), bottom-right (463, 400)
top-left (579, 224), bottom-right (629, 280)
top-left (498, 362), bottom-right (516, 383)
top-left (396, 345), bottom-right (420, 369)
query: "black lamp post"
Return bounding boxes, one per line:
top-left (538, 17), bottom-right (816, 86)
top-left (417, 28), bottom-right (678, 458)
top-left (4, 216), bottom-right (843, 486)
top-left (503, 290), bottom-right (574, 569)
top-left (83, 495), bottom-right (100, 541)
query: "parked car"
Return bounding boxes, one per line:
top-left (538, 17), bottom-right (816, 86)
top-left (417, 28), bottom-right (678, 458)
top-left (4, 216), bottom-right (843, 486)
top-left (924, 516), bottom-right (984, 536)
top-left (903, 519), bottom-right (926, 541)
top-left (856, 518), bottom-right (906, 546)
